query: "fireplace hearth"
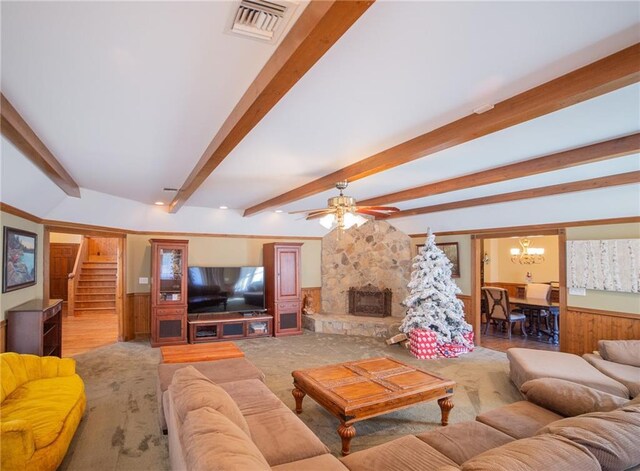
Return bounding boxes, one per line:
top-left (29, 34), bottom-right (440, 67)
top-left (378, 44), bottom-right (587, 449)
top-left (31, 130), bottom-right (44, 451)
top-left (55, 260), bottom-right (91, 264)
top-left (348, 284), bottom-right (392, 318)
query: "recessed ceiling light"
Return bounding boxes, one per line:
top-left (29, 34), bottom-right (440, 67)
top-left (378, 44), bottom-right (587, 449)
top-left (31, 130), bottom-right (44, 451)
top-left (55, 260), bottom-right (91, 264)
top-left (275, 210), bottom-right (283, 213)
top-left (154, 201), bottom-right (165, 206)
top-left (219, 206), bottom-right (228, 210)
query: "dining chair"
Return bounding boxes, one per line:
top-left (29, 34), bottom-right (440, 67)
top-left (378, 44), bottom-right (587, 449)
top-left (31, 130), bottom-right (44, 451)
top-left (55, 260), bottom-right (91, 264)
top-left (524, 283), bottom-right (552, 334)
top-left (481, 287), bottom-right (527, 339)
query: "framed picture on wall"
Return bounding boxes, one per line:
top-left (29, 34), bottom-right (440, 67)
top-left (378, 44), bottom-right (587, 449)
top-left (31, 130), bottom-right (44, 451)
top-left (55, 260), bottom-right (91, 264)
top-left (2, 226), bottom-right (37, 293)
top-left (415, 242), bottom-right (460, 278)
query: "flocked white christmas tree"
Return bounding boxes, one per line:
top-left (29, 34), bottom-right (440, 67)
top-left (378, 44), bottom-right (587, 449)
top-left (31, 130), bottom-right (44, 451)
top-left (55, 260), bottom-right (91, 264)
top-left (400, 229), bottom-right (473, 347)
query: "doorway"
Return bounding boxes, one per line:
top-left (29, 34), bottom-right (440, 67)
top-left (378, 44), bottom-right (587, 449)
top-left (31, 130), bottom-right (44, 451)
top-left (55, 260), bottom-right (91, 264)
top-left (45, 228), bottom-right (126, 357)
top-left (471, 229), bottom-right (567, 353)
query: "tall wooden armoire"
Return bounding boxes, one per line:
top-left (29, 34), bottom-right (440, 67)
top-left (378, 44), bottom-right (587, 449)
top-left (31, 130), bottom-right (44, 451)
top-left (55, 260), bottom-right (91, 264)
top-left (150, 239), bottom-right (189, 347)
top-left (263, 243), bottom-right (303, 337)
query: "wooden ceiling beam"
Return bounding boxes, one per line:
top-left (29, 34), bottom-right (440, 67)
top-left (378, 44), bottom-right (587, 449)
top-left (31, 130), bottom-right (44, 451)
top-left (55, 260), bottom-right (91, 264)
top-left (1, 93), bottom-right (80, 197)
top-left (169, 0), bottom-right (374, 213)
top-left (243, 43), bottom-right (640, 216)
top-left (360, 133), bottom-right (640, 207)
top-left (387, 171), bottom-right (640, 219)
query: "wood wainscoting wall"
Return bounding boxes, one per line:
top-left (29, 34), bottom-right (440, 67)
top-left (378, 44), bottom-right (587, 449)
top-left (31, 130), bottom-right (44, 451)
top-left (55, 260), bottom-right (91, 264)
top-left (563, 307), bottom-right (640, 355)
top-left (126, 293), bottom-right (151, 340)
top-left (457, 294), bottom-right (473, 327)
top-left (301, 287), bottom-right (321, 314)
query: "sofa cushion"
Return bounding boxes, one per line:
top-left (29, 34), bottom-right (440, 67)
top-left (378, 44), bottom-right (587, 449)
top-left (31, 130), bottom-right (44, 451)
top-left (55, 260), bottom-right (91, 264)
top-left (158, 357), bottom-right (265, 394)
top-left (598, 340), bottom-right (640, 367)
top-left (537, 405), bottom-right (640, 471)
top-left (181, 407), bottom-right (270, 471)
top-left (0, 375), bottom-right (85, 449)
top-left (271, 454), bottom-right (348, 471)
top-left (476, 401), bottom-right (562, 439)
top-left (583, 353), bottom-right (640, 398)
top-left (416, 421), bottom-right (514, 465)
top-left (461, 434), bottom-right (601, 471)
top-left (169, 366), bottom-right (251, 438)
top-left (219, 379), bottom-right (283, 416)
top-left (507, 348), bottom-right (629, 398)
top-left (521, 378), bottom-right (628, 416)
top-left (340, 435), bottom-right (457, 471)
top-left (244, 403), bottom-right (329, 466)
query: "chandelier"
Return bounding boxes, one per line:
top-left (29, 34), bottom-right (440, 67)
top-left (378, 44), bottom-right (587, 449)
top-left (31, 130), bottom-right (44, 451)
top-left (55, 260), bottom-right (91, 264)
top-left (510, 238), bottom-right (545, 265)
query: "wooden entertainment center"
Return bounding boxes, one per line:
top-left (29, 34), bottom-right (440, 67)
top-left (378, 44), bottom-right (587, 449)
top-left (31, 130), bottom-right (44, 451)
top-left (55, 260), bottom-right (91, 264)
top-left (188, 312), bottom-right (272, 343)
top-left (149, 239), bottom-right (302, 345)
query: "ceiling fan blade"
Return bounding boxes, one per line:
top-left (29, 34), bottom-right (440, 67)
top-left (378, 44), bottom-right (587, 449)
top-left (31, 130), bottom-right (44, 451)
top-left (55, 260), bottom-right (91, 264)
top-left (288, 208), bottom-right (326, 214)
top-left (356, 206), bottom-right (400, 212)
top-left (306, 211), bottom-right (336, 220)
top-left (356, 209), bottom-right (392, 219)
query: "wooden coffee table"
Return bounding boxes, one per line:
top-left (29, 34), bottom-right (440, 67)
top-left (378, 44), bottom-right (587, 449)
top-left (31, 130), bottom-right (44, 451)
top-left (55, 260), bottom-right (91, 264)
top-left (160, 342), bottom-right (244, 364)
top-left (292, 357), bottom-right (455, 455)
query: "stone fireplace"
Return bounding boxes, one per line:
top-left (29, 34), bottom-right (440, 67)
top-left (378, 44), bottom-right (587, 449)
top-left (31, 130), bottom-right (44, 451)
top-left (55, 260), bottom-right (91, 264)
top-left (320, 220), bottom-right (412, 318)
top-left (348, 284), bottom-right (392, 317)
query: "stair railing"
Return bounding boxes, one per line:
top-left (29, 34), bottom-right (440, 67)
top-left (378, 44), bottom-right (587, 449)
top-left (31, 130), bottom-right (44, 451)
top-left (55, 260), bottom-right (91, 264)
top-left (67, 237), bottom-right (88, 316)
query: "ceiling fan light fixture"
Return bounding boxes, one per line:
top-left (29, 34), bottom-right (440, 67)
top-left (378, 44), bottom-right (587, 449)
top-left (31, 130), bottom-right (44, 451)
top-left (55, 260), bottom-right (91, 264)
top-left (319, 213), bottom-right (336, 229)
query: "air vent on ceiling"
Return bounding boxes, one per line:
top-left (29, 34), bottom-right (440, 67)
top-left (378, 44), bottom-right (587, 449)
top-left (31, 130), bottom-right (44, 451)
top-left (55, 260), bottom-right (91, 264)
top-left (229, 0), bottom-right (296, 43)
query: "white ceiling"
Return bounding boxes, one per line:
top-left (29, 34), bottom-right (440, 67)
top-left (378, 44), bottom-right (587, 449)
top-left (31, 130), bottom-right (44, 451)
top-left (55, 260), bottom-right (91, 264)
top-left (1, 1), bottom-right (639, 236)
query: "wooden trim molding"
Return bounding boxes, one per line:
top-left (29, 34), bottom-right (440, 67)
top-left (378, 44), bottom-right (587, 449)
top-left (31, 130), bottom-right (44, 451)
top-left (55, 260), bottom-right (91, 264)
top-left (169, 1), bottom-right (374, 213)
top-left (1, 94), bottom-right (80, 197)
top-left (390, 171), bottom-right (640, 219)
top-left (244, 43), bottom-right (640, 216)
top-left (0, 202), bottom-right (42, 223)
top-left (563, 306), bottom-right (640, 355)
top-left (410, 216), bottom-right (640, 238)
top-left (0, 319), bottom-right (6, 353)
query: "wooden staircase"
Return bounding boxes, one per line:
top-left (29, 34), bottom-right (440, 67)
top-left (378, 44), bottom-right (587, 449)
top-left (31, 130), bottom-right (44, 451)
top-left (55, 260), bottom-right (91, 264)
top-left (75, 260), bottom-right (117, 314)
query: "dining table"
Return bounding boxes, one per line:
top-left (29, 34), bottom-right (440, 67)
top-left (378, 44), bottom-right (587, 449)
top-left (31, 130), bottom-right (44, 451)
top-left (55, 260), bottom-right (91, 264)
top-left (510, 297), bottom-right (560, 345)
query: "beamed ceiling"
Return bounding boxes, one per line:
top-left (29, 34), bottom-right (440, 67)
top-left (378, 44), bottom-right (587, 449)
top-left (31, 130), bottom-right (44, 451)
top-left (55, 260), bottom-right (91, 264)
top-left (1, 1), bottom-right (639, 236)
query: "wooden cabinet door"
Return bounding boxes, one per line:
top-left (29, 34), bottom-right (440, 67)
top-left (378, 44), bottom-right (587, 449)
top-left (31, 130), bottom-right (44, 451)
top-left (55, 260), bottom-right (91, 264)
top-left (275, 246), bottom-right (300, 302)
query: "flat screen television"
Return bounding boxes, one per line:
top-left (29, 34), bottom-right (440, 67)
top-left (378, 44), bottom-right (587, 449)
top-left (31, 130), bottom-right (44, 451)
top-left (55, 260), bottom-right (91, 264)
top-left (187, 266), bottom-right (265, 314)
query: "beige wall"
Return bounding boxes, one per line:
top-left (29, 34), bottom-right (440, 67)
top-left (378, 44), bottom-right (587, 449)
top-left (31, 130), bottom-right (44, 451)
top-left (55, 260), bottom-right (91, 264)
top-left (50, 232), bottom-right (82, 244)
top-left (411, 234), bottom-right (472, 295)
top-left (126, 234), bottom-right (322, 293)
top-left (567, 222), bottom-right (640, 314)
top-left (0, 212), bottom-right (45, 320)
top-left (484, 235), bottom-right (559, 284)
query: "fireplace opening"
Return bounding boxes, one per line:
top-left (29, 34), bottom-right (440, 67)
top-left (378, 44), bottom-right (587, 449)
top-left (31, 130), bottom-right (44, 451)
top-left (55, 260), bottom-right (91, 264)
top-left (348, 284), bottom-right (392, 317)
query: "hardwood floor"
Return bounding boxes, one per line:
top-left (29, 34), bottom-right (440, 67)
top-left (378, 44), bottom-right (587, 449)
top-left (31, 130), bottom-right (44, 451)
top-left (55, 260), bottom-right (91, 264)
top-left (480, 323), bottom-right (559, 353)
top-left (62, 305), bottom-right (118, 357)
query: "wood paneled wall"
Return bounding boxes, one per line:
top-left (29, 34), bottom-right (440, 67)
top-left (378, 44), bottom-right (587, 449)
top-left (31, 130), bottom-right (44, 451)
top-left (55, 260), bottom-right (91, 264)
top-left (126, 293), bottom-right (150, 339)
top-left (301, 287), bottom-right (321, 314)
top-left (563, 307), bottom-right (640, 355)
top-left (457, 294), bottom-right (473, 327)
top-left (88, 237), bottom-right (118, 260)
top-left (0, 319), bottom-right (6, 353)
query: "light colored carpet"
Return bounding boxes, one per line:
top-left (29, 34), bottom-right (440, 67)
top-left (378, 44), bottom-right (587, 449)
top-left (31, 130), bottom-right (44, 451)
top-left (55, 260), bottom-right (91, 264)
top-left (60, 331), bottom-right (522, 470)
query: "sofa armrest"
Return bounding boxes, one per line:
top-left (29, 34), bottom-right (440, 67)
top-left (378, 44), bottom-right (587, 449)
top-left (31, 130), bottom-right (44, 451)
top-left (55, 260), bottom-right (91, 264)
top-left (1, 420), bottom-right (35, 469)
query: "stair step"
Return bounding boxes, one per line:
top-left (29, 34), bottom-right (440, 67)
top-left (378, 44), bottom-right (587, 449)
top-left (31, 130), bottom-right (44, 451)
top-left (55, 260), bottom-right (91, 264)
top-left (76, 294), bottom-right (116, 301)
top-left (79, 276), bottom-right (116, 281)
top-left (76, 301), bottom-right (116, 309)
top-left (78, 281), bottom-right (116, 288)
top-left (76, 286), bottom-right (115, 292)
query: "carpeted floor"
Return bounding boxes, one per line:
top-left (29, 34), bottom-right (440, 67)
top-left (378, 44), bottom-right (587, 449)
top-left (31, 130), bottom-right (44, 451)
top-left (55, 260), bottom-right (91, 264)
top-left (60, 331), bottom-right (523, 470)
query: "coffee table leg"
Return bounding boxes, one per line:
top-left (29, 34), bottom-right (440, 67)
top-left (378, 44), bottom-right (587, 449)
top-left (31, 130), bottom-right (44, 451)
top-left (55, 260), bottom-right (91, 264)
top-left (438, 397), bottom-right (454, 426)
top-left (292, 388), bottom-right (306, 414)
top-left (337, 423), bottom-right (356, 456)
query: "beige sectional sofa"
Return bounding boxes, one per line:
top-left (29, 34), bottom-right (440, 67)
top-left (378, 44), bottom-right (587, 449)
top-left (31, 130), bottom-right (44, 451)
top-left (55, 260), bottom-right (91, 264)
top-left (162, 356), bottom-right (640, 471)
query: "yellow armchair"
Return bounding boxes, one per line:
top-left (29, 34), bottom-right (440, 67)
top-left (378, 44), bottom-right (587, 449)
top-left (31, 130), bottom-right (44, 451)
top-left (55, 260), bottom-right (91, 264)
top-left (1, 353), bottom-right (86, 471)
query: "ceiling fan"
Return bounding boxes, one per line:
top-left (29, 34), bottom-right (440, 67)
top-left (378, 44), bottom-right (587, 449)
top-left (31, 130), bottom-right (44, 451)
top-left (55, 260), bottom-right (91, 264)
top-left (289, 181), bottom-right (399, 230)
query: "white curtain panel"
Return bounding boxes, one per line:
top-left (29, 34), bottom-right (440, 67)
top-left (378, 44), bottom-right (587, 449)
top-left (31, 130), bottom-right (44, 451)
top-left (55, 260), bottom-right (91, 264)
top-left (567, 239), bottom-right (640, 293)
